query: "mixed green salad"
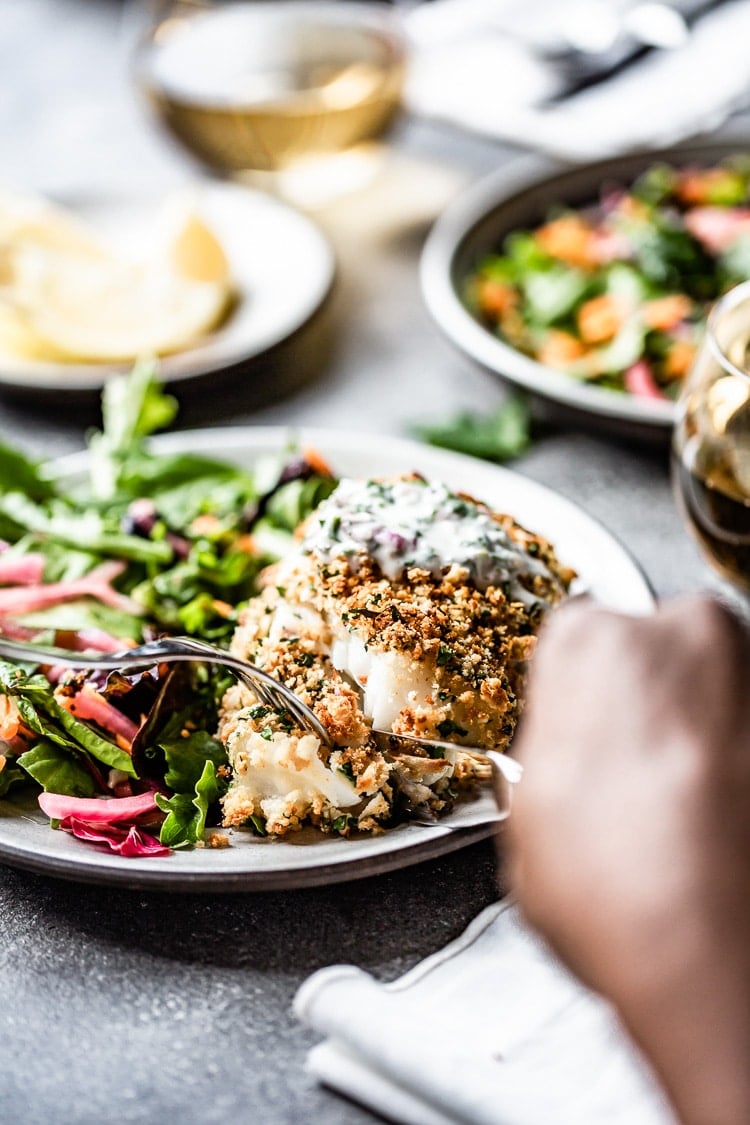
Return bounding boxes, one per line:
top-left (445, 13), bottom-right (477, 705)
top-left (0, 363), bottom-right (337, 856)
top-left (466, 157), bottom-right (750, 400)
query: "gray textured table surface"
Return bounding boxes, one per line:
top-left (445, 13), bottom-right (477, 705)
top-left (0, 3), bottom-right (727, 1124)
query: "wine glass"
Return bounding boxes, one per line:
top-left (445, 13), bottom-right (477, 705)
top-left (672, 280), bottom-right (750, 589)
top-left (129, 0), bottom-right (407, 206)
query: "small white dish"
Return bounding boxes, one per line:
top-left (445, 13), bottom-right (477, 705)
top-left (0, 182), bottom-right (335, 393)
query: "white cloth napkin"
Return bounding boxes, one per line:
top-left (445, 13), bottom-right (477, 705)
top-left (295, 899), bottom-right (677, 1125)
top-left (405, 0), bottom-right (750, 161)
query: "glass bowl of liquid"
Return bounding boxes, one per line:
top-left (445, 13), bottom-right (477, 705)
top-left (672, 280), bottom-right (750, 590)
top-left (132, 0), bottom-right (407, 204)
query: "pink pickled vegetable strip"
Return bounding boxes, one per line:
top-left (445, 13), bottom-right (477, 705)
top-left (590, 229), bottom-right (631, 264)
top-left (57, 686), bottom-right (138, 745)
top-left (38, 789), bottom-right (157, 822)
top-left (0, 554), bottom-right (45, 586)
top-left (1, 623), bottom-right (129, 652)
top-left (0, 621), bottom-right (47, 641)
top-left (45, 630), bottom-right (134, 679)
top-left (59, 817), bottom-right (171, 857)
top-left (684, 206), bottom-right (750, 253)
top-left (0, 560), bottom-right (142, 617)
top-left (67, 629), bottom-right (132, 653)
top-left (624, 361), bottom-right (666, 401)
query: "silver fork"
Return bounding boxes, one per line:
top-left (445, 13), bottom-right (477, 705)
top-left (0, 634), bottom-right (331, 745)
top-left (0, 634), bottom-right (522, 788)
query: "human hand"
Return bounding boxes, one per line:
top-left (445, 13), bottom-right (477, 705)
top-left (505, 598), bottom-right (750, 1125)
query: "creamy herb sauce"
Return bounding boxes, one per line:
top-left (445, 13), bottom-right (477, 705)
top-left (302, 478), bottom-right (556, 604)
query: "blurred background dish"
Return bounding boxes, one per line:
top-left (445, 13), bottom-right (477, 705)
top-left (404, 0), bottom-right (750, 162)
top-left (421, 138), bottom-right (750, 441)
top-left (0, 180), bottom-right (335, 394)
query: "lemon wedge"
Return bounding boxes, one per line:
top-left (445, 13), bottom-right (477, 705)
top-left (0, 192), bottom-right (233, 363)
top-left (0, 190), bottom-right (105, 260)
top-left (167, 207), bottom-right (230, 284)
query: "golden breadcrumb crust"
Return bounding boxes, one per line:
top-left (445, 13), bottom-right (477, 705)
top-left (218, 496), bottom-right (573, 836)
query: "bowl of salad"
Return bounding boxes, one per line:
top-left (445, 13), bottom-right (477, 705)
top-left (421, 140), bottom-right (750, 438)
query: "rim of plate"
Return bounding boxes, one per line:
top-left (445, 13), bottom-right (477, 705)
top-left (0, 427), bottom-right (654, 891)
top-left (420, 139), bottom-right (750, 429)
top-left (0, 182), bottom-right (335, 393)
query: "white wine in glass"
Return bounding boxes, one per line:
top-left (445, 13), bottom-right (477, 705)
top-left (132, 1), bottom-right (406, 201)
top-left (672, 281), bottom-right (750, 589)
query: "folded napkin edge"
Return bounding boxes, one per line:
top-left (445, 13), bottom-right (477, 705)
top-left (386, 898), bottom-right (509, 994)
top-left (294, 964), bottom-right (367, 1025)
top-left (306, 1038), bottom-right (459, 1125)
top-left (294, 899), bottom-right (511, 1031)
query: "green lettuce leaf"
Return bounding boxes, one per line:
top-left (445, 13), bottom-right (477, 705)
top-left (264, 476), bottom-right (338, 531)
top-left (0, 492), bottom-right (171, 563)
top-left (148, 471), bottom-right (257, 530)
top-left (155, 759), bottom-right (219, 847)
top-left (0, 756), bottom-right (30, 798)
top-left (0, 664), bottom-right (136, 777)
top-left (151, 723), bottom-right (228, 846)
top-left (87, 360), bottom-right (178, 501)
top-left (523, 267), bottom-right (590, 325)
top-left (17, 599), bottom-right (143, 643)
top-left (412, 396), bottom-right (531, 463)
top-left (0, 444), bottom-right (56, 502)
top-left (16, 739), bottom-right (96, 798)
top-left (161, 727), bottom-right (228, 794)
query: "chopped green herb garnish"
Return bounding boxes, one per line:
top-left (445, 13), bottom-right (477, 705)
top-left (437, 719), bottom-right (469, 739)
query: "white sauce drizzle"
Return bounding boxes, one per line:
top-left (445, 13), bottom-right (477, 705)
top-left (301, 478), bottom-right (558, 605)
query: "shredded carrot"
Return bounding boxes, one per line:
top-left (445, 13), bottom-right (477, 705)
top-left (56, 688), bottom-right (137, 752)
top-left (234, 534), bottom-right (256, 554)
top-left (538, 330), bottom-right (587, 369)
top-left (536, 215), bottom-right (598, 270)
top-left (577, 295), bottom-right (625, 344)
top-left (477, 278), bottom-right (517, 317)
top-left (0, 694), bottom-right (22, 742)
top-left (190, 513), bottom-right (222, 536)
top-left (643, 295), bottom-right (693, 331)
top-left (678, 169), bottom-right (741, 206)
top-left (302, 447), bottom-right (334, 477)
top-left (616, 195), bottom-right (650, 221)
top-left (664, 341), bottom-right (696, 380)
top-left (212, 598), bottom-right (233, 617)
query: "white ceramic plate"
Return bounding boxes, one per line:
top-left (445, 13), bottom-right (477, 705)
top-left (0, 183), bottom-right (335, 393)
top-left (0, 428), bottom-right (654, 890)
top-left (421, 139), bottom-right (750, 440)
